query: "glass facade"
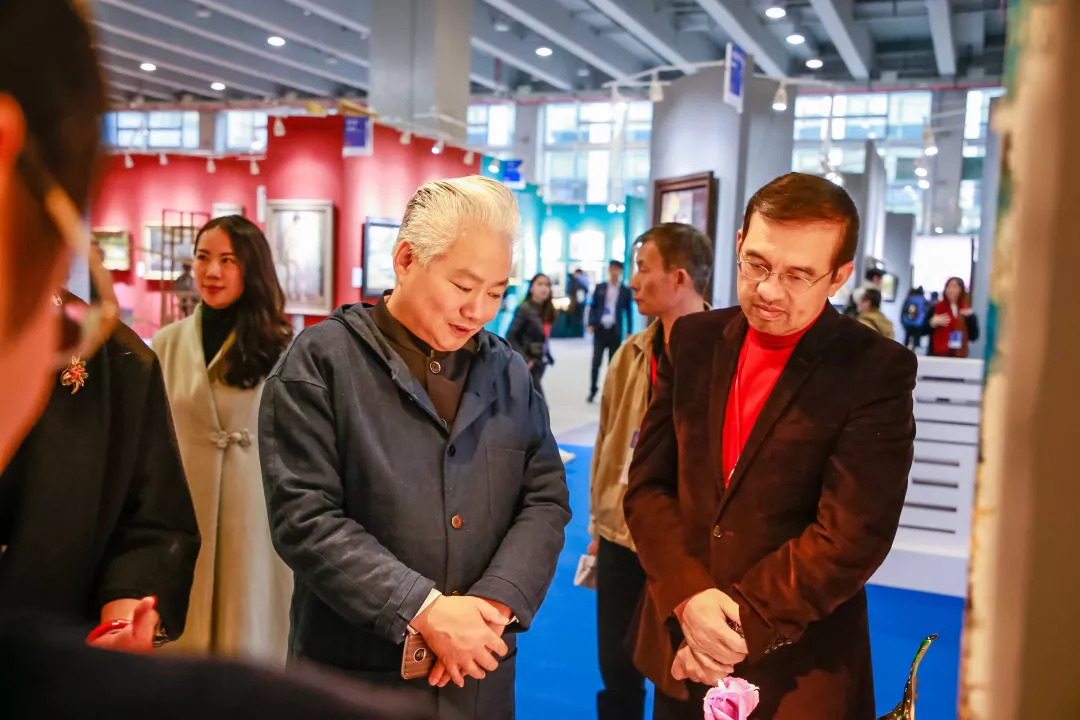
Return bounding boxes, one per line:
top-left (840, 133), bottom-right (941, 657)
top-left (467, 103), bottom-right (515, 148)
top-left (224, 111), bottom-right (268, 151)
top-left (958, 88), bottom-right (1005, 233)
top-left (542, 101), bottom-right (651, 205)
top-left (103, 111), bottom-right (200, 150)
top-left (792, 91), bottom-right (933, 229)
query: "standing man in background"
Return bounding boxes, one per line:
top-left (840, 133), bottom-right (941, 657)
top-left (567, 268), bottom-right (589, 337)
top-left (857, 287), bottom-right (895, 340)
top-left (588, 260), bottom-right (633, 403)
top-left (625, 173), bottom-right (916, 719)
top-left (589, 223), bottom-right (712, 720)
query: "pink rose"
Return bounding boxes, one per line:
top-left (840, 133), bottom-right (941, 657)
top-left (703, 676), bottom-right (759, 720)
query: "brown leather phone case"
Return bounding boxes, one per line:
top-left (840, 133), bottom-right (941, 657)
top-left (400, 633), bottom-right (436, 680)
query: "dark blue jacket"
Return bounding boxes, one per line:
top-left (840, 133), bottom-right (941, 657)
top-left (259, 303), bottom-right (570, 719)
top-left (588, 282), bottom-right (634, 337)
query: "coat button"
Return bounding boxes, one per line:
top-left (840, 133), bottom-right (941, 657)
top-left (450, 590), bottom-right (460, 596)
top-left (712, 526), bottom-right (724, 539)
top-left (429, 360), bottom-right (442, 375)
top-left (447, 445), bottom-right (456, 457)
top-left (451, 515), bottom-right (463, 529)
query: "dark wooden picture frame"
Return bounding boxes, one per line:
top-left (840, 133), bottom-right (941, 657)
top-left (361, 217), bottom-right (402, 299)
top-left (652, 171), bottom-right (719, 240)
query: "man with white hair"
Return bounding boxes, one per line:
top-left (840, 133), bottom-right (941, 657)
top-left (259, 176), bottom-right (571, 719)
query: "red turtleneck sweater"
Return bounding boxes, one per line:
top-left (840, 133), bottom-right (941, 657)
top-left (721, 319), bottom-right (815, 486)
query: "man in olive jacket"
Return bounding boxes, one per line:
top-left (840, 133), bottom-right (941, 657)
top-left (259, 176), bottom-right (571, 720)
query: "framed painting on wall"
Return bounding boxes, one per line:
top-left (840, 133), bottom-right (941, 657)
top-left (91, 227), bottom-right (130, 271)
top-left (361, 217), bottom-right (401, 298)
top-left (141, 222), bottom-right (196, 280)
top-left (653, 171), bottom-right (718, 240)
top-left (265, 199), bottom-right (335, 315)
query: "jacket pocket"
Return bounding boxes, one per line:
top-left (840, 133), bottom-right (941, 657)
top-left (486, 448), bottom-right (525, 530)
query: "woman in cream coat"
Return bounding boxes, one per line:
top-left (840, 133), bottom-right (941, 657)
top-left (154, 215), bottom-right (293, 663)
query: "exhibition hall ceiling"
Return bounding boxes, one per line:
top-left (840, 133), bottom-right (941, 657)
top-left (90, 0), bottom-right (1007, 106)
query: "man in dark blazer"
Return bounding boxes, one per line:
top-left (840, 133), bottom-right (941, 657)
top-left (588, 260), bottom-right (634, 402)
top-left (260, 176), bottom-right (571, 720)
top-left (624, 173), bottom-right (917, 720)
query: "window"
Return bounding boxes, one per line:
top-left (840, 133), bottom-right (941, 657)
top-left (543, 150), bottom-right (611, 204)
top-left (794, 119), bottom-right (827, 141)
top-left (625, 101), bottom-right (652, 143)
top-left (832, 93), bottom-right (888, 117)
top-left (959, 179), bottom-right (982, 232)
top-left (223, 111), bottom-right (268, 151)
top-left (542, 101), bottom-right (651, 205)
top-left (467, 104), bottom-right (515, 148)
top-left (964, 88), bottom-right (1006, 140)
top-left (103, 111), bottom-right (199, 149)
top-left (791, 90), bottom-right (936, 231)
top-left (622, 148), bottom-right (650, 198)
top-left (794, 94), bottom-right (832, 118)
top-left (887, 92), bottom-right (932, 140)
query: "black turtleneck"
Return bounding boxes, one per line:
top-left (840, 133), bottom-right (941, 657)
top-left (200, 303), bottom-right (237, 368)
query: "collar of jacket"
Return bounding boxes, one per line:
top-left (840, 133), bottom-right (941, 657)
top-left (629, 303), bottom-right (713, 356)
top-left (330, 302), bottom-right (514, 438)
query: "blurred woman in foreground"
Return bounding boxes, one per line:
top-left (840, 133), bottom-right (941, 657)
top-left (0, 1), bottom-right (426, 717)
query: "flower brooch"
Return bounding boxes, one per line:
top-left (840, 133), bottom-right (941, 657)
top-left (61, 356), bottom-right (89, 395)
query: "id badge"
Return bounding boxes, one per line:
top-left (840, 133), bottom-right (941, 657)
top-left (948, 330), bottom-right (963, 350)
top-left (618, 431), bottom-right (639, 486)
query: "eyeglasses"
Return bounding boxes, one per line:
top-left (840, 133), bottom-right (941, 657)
top-left (16, 141), bottom-right (119, 370)
top-left (736, 259), bottom-right (834, 294)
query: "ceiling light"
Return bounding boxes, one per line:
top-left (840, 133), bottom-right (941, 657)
top-left (464, 150), bottom-right (475, 165)
top-left (617, 204), bottom-right (626, 213)
top-left (140, 62), bottom-right (157, 72)
top-left (649, 72), bottom-right (664, 103)
top-left (124, 153), bottom-right (134, 169)
top-left (924, 145), bottom-right (939, 156)
top-left (431, 139), bottom-right (445, 155)
top-left (210, 82), bottom-right (226, 91)
top-left (250, 140), bottom-right (265, 151)
top-left (488, 159), bottom-right (500, 173)
top-left (399, 130), bottom-right (412, 145)
top-left (935, 227), bottom-right (944, 234)
top-left (607, 203), bottom-right (617, 213)
top-left (267, 36), bottom-right (286, 47)
top-left (771, 84), bottom-right (789, 112)
top-left (273, 116), bottom-right (286, 137)
top-left (206, 157), bottom-right (216, 173)
top-left (915, 166), bottom-right (928, 177)
top-left (806, 58), bottom-right (824, 70)
top-left (493, 17), bottom-right (511, 32)
top-left (159, 152), bottom-right (168, 166)
top-left (918, 179), bottom-right (931, 189)
top-left (786, 33), bottom-right (806, 45)
top-left (250, 158), bottom-right (260, 176)
top-left (765, 6), bottom-right (787, 20)
top-left (535, 46), bottom-right (553, 57)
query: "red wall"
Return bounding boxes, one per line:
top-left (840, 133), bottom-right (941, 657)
top-left (91, 116), bottom-right (479, 337)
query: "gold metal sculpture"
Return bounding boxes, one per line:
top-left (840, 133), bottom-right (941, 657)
top-left (877, 634), bottom-right (938, 720)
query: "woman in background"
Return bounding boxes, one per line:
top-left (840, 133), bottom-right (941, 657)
top-left (153, 215), bottom-right (293, 663)
top-left (507, 272), bottom-right (556, 395)
top-left (927, 276), bottom-right (979, 358)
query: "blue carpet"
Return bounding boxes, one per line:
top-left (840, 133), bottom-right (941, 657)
top-left (516, 445), bottom-right (963, 719)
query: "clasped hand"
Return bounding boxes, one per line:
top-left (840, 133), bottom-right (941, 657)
top-left (672, 589), bottom-right (749, 686)
top-left (410, 595), bottom-right (511, 689)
